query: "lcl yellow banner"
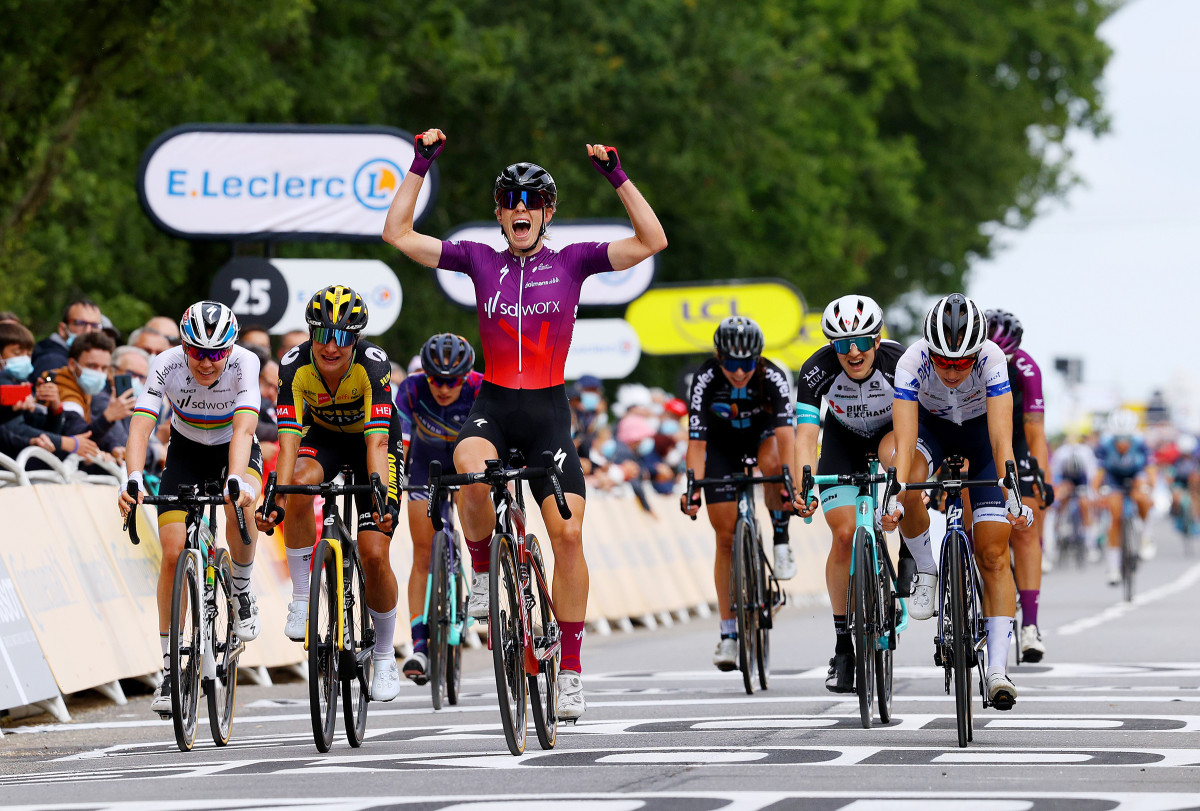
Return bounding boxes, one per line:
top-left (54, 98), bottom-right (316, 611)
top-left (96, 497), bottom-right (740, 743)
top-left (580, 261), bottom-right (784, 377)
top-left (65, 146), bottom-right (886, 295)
top-left (626, 279), bottom-right (805, 355)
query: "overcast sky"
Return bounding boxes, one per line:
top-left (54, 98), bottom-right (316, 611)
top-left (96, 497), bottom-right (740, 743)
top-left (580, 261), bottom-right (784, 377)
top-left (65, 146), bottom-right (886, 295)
top-left (967, 0), bottom-right (1198, 431)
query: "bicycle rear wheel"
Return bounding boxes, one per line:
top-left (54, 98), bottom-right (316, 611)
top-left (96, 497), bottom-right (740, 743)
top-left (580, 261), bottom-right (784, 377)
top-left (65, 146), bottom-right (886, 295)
top-left (875, 537), bottom-right (895, 725)
top-left (170, 549), bottom-right (202, 753)
top-left (853, 528), bottom-right (876, 728)
top-left (1121, 510), bottom-right (1137, 603)
top-left (446, 539), bottom-right (466, 706)
top-left (731, 519), bottom-right (758, 695)
top-left (429, 532), bottom-right (451, 710)
top-left (949, 533), bottom-right (972, 748)
top-left (206, 548), bottom-right (238, 747)
top-left (308, 540), bottom-right (339, 753)
top-left (755, 536), bottom-right (771, 691)
top-left (342, 551), bottom-right (372, 747)
top-left (490, 533), bottom-right (527, 755)
top-left (526, 535), bottom-right (559, 750)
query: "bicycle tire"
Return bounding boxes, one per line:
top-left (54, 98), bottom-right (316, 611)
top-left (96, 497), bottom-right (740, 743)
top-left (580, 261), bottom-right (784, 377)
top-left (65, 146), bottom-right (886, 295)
top-left (1121, 509), bottom-right (1136, 603)
top-left (949, 532), bottom-right (972, 748)
top-left (308, 540), bottom-right (339, 753)
top-left (206, 548), bottom-right (237, 747)
top-left (490, 533), bottom-right (527, 755)
top-left (731, 519), bottom-right (758, 695)
top-left (429, 532), bottom-right (450, 710)
top-left (342, 551), bottom-right (372, 747)
top-left (853, 527), bottom-right (876, 728)
top-left (170, 549), bottom-right (202, 753)
top-left (755, 535), bottom-right (771, 691)
top-left (526, 535), bottom-right (559, 750)
top-left (446, 538), bottom-right (466, 706)
top-left (875, 536), bottom-right (895, 725)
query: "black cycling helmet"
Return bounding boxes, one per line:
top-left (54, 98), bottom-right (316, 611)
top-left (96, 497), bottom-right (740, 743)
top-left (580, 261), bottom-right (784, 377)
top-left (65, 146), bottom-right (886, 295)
top-left (420, 333), bottom-right (475, 378)
top-left (923, 293), bottom-right (987, 358)
top-left (713, 316), bottom-right (765, 360)
top-left (985, 308), bottom-right (1023, 356)
top-left (493, 162), bottom-right (558, 209)
top-left (305, 285), bottom-right (369, 333)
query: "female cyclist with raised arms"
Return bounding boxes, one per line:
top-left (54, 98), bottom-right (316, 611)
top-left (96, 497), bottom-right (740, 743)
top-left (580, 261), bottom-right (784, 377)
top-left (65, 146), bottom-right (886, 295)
top-left (793, 295), bottom-right (908, 693)
top-left (117, 302), bottom-right (262, 716)
top-left (881, 293), bottom-right (1032, 711)
top-left (382, 128), bottom-right (668, 720)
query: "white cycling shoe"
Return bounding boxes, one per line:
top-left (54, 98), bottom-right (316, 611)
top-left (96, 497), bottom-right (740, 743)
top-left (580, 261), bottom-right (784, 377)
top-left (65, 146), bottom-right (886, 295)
top-left (285, 600), bottom-right (307, 641)
top-left (556, 671), bottom-right (586, 721)
top-left (1019, 624), bottom-right (1046, 663)
top-left (467, 572), bottom-right (490, 620)
top-left (234, 591), bottom-right (260, 642)
top-left (403, 651), bottom-right (429, 685)
top-left (773, 543), bottom-right (797, 580)
top-left (986, 671), bottom-right (1017, 711)
top-left (371, 657), bottom-right (401, 701)
top-left (712, 637), bottom-right (738, 672)
top-left (907, 572), bottom-right (938, 620)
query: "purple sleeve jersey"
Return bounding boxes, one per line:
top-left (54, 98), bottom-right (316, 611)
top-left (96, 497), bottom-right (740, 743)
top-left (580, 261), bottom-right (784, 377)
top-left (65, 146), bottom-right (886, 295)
top-left (440, 240), bottom-right (612, 390)
top-left (1009, 349), bottom-right (1045, 414)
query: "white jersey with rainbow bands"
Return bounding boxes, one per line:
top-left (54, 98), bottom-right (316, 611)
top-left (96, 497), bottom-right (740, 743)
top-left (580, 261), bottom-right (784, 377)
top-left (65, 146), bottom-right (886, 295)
top-left (133, 345), bottom-right (261, 445)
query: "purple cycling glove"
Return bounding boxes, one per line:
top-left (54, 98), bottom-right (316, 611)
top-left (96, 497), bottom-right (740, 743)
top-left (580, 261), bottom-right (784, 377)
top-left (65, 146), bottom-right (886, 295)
top-left (590, 146), bottom-right (629, 189)
top-left (409, 135), bottom-right (445, 178)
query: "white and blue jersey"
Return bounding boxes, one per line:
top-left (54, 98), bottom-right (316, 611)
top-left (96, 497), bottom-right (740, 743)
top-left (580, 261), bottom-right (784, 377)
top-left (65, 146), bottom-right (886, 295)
top-left (893, 338), bottom-right (1010, 425)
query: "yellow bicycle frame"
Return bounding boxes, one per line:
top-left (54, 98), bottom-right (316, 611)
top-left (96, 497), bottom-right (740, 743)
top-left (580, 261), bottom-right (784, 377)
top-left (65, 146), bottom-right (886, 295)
top-left (303, 537), bottom-right (346, 652)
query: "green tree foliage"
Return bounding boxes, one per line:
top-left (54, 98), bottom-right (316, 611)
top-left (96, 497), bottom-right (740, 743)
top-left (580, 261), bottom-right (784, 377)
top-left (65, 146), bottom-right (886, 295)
top-left (0, 0), bottom-right (1113, 362)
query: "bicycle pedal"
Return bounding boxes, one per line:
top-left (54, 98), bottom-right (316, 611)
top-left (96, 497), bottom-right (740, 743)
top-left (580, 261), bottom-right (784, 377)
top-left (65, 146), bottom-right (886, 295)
top-left (155, 710), bottom-right (172, 720)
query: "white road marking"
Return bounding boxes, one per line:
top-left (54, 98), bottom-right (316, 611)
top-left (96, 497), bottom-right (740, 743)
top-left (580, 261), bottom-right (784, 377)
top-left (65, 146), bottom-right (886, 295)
top-left (933, 752), bottom-right (1093, 764)
top-left (984, 719), bottom-right (1122, 729)
top-left (1056, 561), bottom-right (1200, 637)
top-left (597, 751), bottom-right (767, 764)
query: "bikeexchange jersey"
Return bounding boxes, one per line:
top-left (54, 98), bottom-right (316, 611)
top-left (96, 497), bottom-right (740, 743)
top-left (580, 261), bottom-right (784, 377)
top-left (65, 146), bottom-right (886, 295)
top-left (1008, 348), bottom-right (1045, 451)
top-left (134, 345), bottom-right (261, 445)
top-left (275, 339), bottom-right (394, 439)
top-left (438, 241), bottom-right (613, 389)
top-left (894, 339), bottom-right (1011, 425)
top-left (687, 358), bottom-right (793, 442)
top-left (395, 370), bottom-right (484, 464)
top-left (795, 340), bottom-right (904, 438)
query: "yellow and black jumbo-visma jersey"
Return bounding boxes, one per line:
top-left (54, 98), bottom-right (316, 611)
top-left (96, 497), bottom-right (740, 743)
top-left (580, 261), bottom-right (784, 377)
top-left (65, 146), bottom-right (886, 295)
top-left (275, 339), bottom-right (393, 437)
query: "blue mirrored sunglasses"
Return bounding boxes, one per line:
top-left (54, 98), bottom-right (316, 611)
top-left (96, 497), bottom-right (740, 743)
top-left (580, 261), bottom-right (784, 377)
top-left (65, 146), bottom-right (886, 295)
top-left (831, 335), bottom-right (876, 354)
top-left (497, 189), bottom-right (550, 210)
top-left (311, 327), bottom-right (356, 347)
top-left (721, 356), bottom-right (757, 373)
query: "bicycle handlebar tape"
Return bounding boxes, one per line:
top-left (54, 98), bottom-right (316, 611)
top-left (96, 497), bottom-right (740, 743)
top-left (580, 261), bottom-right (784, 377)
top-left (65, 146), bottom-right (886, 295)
top-left (427, 460), bottom-right (443, 530)
top-left (124, 480), bottom-right (141, 544)
top-left (410, 135), bottom-right (445, 177)
top-left (590, 146), bottom-right (628, 189)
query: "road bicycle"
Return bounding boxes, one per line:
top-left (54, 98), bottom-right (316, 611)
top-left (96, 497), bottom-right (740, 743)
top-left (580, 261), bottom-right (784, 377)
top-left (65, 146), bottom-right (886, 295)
top-left (1114, 480), bottom-right (1142, 603)
top-left (798, 458), bottom-right (908, 728)
top-left (683, 462), bottom-right (794, 695)
top-left (124, 479), bottom-right (251, 752)
top-left (427, 450), bottom-right (569, 756)
top-left (404, 481), bottom-right (470, 710)
top-left (896, 456), bottom-right (1022, 748)
top-left (260, 469), bottom-right (384, 753)
top-left (1054, 487), bottom-right (1090, 568)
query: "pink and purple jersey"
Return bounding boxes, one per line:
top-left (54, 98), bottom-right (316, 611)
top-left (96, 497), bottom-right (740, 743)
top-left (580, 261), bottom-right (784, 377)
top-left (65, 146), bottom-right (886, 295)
top-left (438, 240), bottom-right (613, 389)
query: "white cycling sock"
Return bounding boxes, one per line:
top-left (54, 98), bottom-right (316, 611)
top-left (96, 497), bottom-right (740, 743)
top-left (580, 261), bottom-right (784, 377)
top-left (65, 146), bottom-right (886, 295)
top-left (900, 529), bottom-right (937, 574)
top-left (985, 616), bottom-right (1014, 675)
top-left (719, 618), bottom-right (737, 636)
top-left (285, 547), bottom-right (312, 601)
top-left (370, 606), bottom-right (397, 660)
top-left (1106, 545), bottom-right (1121, 571)
top-left (230, 560), bottom-right (253, 596)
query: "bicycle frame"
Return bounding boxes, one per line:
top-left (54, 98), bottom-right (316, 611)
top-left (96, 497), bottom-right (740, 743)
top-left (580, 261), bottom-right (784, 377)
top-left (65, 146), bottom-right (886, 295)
top-left (422, 491), bottom-right (468, 647)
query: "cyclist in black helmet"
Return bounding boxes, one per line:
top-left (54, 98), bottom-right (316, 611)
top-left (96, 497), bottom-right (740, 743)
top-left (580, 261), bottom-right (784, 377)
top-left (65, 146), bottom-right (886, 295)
top-left (383, 127), bottom-right (667, 721)
top-left (681, 316), bottom-right (795, 673)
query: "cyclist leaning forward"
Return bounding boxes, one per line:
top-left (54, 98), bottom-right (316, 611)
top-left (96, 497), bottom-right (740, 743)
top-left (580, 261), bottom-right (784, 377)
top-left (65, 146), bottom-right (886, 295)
top-left (255, 285), bottom-right (407, 702)
top-left (681, 316), bottom-right (796, 672)
top-left (118, 302), bottom-right (263, 716)
top-left (881, 293), bottom-right (1033, 711)
top-left (383, 128), bottom-right (668, 719)
top-left (394, 333), bottom-right (484, 684)
top-left (985, 309), bottom-right (1052, 663)
top-left (1096, 408), bottom-right (1154, 586)
top-left (794, 295), bottom-right (907, 693)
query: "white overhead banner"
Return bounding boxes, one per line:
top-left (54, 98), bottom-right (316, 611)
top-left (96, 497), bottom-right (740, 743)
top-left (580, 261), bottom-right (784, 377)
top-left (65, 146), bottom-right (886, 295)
top-left (565, 319), bottom-right (641, 380)
top-left (210, 257), bottom-right (402, 336)
top-left (434, 221), bottom-right (657, 308)
top-left (139, 125), bottom-right (436, 240)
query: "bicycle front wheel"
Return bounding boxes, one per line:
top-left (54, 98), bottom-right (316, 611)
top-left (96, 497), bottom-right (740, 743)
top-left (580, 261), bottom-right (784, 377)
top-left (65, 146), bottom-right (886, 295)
top-left (342, 551), bottom-right (372, 747)
top-left (853, 528), bottom-right (876, 729)
top-left (170, 549), bottom-right (202, 752)
top-left (526, 535), bottom-right (559, 750)
top-left (308, 540), bottom-right (339, 753)
top-left (732, 519), bottom-right (758, 695)
top-left (446, 538), bottom-right (466, 706)
top-left (429, 531), bottom-right (451, 710)
top-left (1121, 511), bottom-right (1137, 603)
top-left (490, 533), bottom-right (527, 755)
top-left (206, 548), bottom-right (238, 747)
top-left (875, 539), bottom-right (895, 725)
top-left (755, 536), bottom-right (771, 691)
top-left (949, 533), bottom-right (972, 748)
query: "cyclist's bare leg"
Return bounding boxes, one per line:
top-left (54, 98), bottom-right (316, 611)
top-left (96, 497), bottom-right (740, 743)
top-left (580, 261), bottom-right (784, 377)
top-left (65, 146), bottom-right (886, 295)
top-left (358, 528), bottom-right (398, 612)
top-left (1104, 490), bottom-right (1124, 550)
top-left (824, 505), bottom-right (856, 612)
top-left (896, 452), bottom-right (931, 539)
top-left (1132, 480), bottom-right (1153, 520)
top-left (453, 436), bottom-right (500, 543)
top-left (406, 499), bottom-right (434, 623)
top-left (755, 436), bottom-right (788, 511)
top-left (707, 501), bottom-right (738, 620)
top-left (539, 493), bottom-right (589, 623)
top-left (156, 521), bottom-right (188, 636)
top-left (1010, 495), bottom-right (1043, 593)
top-left (974, 521), bottom-right (1017, 617)
top-left (281, 457), bottom-right (324, 554)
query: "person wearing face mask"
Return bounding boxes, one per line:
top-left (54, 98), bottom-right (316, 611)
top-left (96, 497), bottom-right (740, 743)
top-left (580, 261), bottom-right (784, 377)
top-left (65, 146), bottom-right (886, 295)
top-left (32, 297), bottom-right (104, 379)
top-left (571, 375), bottom-right (609, 462)
top-left (0, 320), bottom-right (70, 457)
top-left (53, 331), bottom-right (136, 453)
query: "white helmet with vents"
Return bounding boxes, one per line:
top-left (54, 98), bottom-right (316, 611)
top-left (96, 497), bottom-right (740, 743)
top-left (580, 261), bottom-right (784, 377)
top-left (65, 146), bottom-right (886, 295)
top-left (923, 293), bottom-right (987, 358)
top-left (821, 295), bottom-right (884, 339)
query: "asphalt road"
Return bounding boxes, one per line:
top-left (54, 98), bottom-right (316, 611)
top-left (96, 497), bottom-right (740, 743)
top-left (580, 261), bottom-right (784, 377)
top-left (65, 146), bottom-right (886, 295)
top-left (2, 518), bottom-right (1199, 811)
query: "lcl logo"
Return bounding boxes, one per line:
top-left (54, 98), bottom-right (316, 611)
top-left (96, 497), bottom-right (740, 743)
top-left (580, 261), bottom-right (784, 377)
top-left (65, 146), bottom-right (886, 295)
top-left (679, 297), bottom-right (744, 321)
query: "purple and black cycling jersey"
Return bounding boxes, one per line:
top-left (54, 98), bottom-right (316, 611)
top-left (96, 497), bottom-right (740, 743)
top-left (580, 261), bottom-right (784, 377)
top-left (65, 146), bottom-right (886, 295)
top-left (1008, 348), bottom-right (1045, 457)
top-left (437, 240), bottom-right (613, 390)
top-left (395, 370), bottom-right (484, 490)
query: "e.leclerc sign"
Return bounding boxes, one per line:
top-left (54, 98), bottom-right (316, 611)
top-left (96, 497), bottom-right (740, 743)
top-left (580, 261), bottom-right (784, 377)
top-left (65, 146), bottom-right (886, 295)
top-left (138, 124), bottom-right (436, 241)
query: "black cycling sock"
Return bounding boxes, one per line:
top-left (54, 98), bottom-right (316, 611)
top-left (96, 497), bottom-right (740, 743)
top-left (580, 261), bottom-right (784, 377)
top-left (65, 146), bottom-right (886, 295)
top-left (833, 614), bottom-right (853, 654)
top-left (771, 509), bottom-right (790, 545)
top-left (720, 632), bottom-right (738, 640)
